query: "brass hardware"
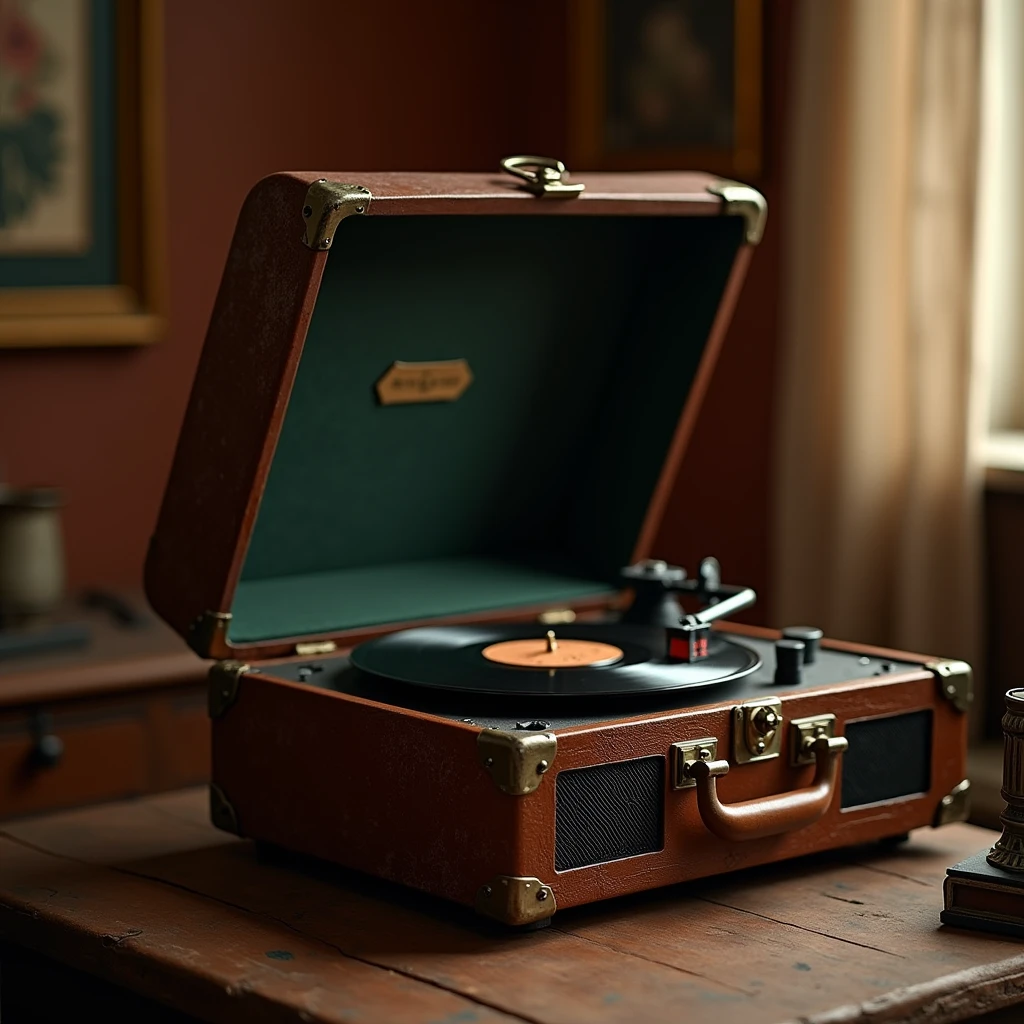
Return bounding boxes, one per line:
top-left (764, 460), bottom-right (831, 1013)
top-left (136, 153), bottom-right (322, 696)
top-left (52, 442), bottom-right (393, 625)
top-left (478, 728), bottom-right (556, 795)
top-left (475, 875), bottom-right (556, 926)
top-left (187, 610), bottom-right (232, 658)
top-left (546, 630), bottom-right (558, 652)
top-left (733, 698), bottom-right (783, 764)
top-left (670, 737), bottom-right (719, 790)
top-left (375, 359), bottom-right (474, 406)
top-left (689, 734), bottom-right (848, 842)
top-left (928, 660), bottom-right (973, 713)
top-left (207, 660), bottom-right (250, 719)
top-left (706, 179), bottom-right (768, 245)
top-left (934, 778), bottom-right (972, 828)
top-left (295, 640), bottom-right (337, 656)
top-left (301, 180), bottom-right (371, 250)
top-left (209, 783), bottom-right (241, 836)
top-left (989, 690), bottom-right (1024, 869)
top-left (500, 155), bottom-right (585, 198)
top-left (790, 714), bottom-right (837, 767)
top-left (538, 608), bottom-right (576, 625)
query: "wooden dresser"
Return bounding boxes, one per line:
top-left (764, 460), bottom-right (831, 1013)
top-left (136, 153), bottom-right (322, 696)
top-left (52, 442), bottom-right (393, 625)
top-left (0, 595), bottom-right (210, 820)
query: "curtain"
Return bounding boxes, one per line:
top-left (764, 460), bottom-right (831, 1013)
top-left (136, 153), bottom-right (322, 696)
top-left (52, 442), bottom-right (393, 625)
top-left (977, 0), bottom-right (1024, 456)
top-left (773, 1), bottom-right (984, 694)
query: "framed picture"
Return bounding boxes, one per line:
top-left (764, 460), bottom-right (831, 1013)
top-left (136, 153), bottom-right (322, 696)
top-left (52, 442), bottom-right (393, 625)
top-left (0, 0), bottom-right (165, 348)
top-left (569, 0), bottom-right (762, 178)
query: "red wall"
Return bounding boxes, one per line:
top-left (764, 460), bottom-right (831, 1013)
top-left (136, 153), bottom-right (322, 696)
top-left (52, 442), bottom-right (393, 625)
top-left (0, 0), bottom-right (793, 623)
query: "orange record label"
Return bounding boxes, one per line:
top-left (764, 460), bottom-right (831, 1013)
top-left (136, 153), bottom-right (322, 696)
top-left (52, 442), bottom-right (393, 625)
top-left (481, 637), bottom-right (624, 669)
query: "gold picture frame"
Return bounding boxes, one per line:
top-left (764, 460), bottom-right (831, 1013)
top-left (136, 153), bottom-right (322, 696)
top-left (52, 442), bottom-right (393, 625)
top-left (0, 0), bottom-right (166, 348)
top-left (569, 0), bottom-right (762, 178)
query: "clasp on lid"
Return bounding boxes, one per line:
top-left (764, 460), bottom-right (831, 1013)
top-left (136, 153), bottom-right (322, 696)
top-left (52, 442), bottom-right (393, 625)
top-left (500, 155), bottom-right (585, 198)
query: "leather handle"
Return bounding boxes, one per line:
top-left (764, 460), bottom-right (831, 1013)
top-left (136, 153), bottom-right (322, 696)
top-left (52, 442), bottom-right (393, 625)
top-left (687, 735), bottom-right (849, 842)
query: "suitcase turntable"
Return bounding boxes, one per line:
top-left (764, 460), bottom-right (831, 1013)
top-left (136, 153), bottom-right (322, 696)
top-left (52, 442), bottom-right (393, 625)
top-left (145, 161), bottom-right (971, 926)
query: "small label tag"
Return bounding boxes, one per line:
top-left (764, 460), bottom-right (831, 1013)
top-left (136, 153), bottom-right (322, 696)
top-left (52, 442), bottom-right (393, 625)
top-left (375, 359), bottom-right (473, 405)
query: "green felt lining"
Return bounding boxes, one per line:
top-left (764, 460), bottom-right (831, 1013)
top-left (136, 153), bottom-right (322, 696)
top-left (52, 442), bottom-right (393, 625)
top-left (230, 213), bottom-right (743, 644)
top-left (230, 558), bottom-right (615, 642)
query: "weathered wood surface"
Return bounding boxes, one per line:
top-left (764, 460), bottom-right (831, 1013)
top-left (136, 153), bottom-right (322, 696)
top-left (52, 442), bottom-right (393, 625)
top-left (0, 789), bottom-right (1021, 1024)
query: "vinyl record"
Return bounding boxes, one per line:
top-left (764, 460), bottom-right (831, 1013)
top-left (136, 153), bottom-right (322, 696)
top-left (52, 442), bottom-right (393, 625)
top-left (350, 623), bottom-right (761, 697)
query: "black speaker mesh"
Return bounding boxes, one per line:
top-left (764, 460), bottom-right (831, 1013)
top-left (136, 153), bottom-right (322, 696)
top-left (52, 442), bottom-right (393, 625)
top-left (555, 756), bottom-right (664, 871)
top-left (841, 709), bottom-right (933, 809)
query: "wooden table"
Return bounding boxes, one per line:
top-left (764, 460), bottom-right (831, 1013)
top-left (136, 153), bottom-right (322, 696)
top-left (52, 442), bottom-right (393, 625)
top-left (1, 789), bottom-right (1022, 1024)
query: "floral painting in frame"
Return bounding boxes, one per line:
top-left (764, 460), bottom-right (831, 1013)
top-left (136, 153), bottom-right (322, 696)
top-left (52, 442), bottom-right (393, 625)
top-left (0, 0), bottom-right (164, 348)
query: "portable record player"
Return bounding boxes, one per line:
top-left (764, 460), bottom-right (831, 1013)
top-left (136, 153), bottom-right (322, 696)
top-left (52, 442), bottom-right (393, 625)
top-left (145, 157), bottom-right (971, 926)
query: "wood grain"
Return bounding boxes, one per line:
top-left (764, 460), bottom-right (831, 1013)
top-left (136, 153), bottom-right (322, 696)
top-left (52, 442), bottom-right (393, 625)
top-left (0, 789), bottom-right (1020, 1024)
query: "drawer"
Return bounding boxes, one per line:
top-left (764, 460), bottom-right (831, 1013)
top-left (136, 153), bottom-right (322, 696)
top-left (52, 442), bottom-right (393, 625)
top-left (0, 686), bottom-right (211, 820)
top-left (0, 704), bottom-right (149, 819)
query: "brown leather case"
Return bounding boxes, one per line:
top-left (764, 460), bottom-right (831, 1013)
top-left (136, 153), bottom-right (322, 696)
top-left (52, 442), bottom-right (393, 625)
top-left (146, 162), bottom-right (969, 926)
top-left (205, 627), bottom-right (969, 925)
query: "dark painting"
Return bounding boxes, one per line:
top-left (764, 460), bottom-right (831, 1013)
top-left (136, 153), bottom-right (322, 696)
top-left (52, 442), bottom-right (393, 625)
top-left (605, 0), bottom-right (736, 152)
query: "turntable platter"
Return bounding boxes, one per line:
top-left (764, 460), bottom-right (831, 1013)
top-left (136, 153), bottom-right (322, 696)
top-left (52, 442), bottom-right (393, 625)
top-left (350, 623), bottom-right (761, 697)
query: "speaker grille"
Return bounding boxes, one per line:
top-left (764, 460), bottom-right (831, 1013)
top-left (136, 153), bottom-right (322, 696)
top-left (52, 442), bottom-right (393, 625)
top-left (841, 709), bottom-right (933, 809)
top-left (555, 756), bottom-right (664, 871)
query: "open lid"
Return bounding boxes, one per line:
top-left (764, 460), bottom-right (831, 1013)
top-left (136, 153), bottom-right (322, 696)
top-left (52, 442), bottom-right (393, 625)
top-left (145, 158), bottom-right (765, 660)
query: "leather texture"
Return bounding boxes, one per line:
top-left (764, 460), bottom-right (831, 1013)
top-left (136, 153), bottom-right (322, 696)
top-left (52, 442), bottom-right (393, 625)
top-left (211, 636), bottom-right (968, 913)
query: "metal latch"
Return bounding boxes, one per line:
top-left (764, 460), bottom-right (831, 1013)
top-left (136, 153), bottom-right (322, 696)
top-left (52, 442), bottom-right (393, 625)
top-left (734, 698), bottom-right (783, 763)
top-left (500, 155), bottom-right (585, 197)
top-left (670, 737), bottom-right (719, 790)
top-left (789, 714), bottom-right (837, 766)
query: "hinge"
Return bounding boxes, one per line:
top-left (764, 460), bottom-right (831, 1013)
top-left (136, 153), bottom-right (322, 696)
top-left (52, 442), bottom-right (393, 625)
top-left (934, 779), bottom-right (971, 827)
top-left (301, 180), bottom-right (370, 250)
top-left (209, 783), bottom-right (241, 836)
top-left (707, 179), bottom-right (768, 245)
top-left (187, 610), bottom-right (232, 658)
top-left (208, 660), bottom-right (250, 719)
top-left (929, 660), bottom-right (973, 714)
top-left (475, 875), bottom-right (556, 926)
top-left (477, 729), bottom-right (556, 795)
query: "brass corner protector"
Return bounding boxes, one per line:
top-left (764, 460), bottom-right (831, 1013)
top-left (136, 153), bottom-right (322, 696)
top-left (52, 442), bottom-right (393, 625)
top-left (209, 783), bottom-right (242, 836)
top-left (707, 179), bottom-right (768, 245)
top-left (187, 610), bottom-right (232, 658)
top-left (475, 875), bottom-right (556, 926)
top-left (929, 660), bottom-right (973, 714)
top-left (301, 180), bottom-right (371, 250)
top-left (477, 729), bottom-right (556, 796)
top-left (208, 660), bottom-right (250, 719)
top-left (934, 779), bottom-right (971, 827)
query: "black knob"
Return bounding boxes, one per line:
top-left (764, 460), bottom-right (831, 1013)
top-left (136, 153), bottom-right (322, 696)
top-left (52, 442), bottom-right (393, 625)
top-left (774, 638), bottom-right (805, 686)
top-left (782, 626), bottom-right (823, 664)
top-left (28, 711), bottom-right (64, 769)
top-left (31, 732), bottom-right (64, 769)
